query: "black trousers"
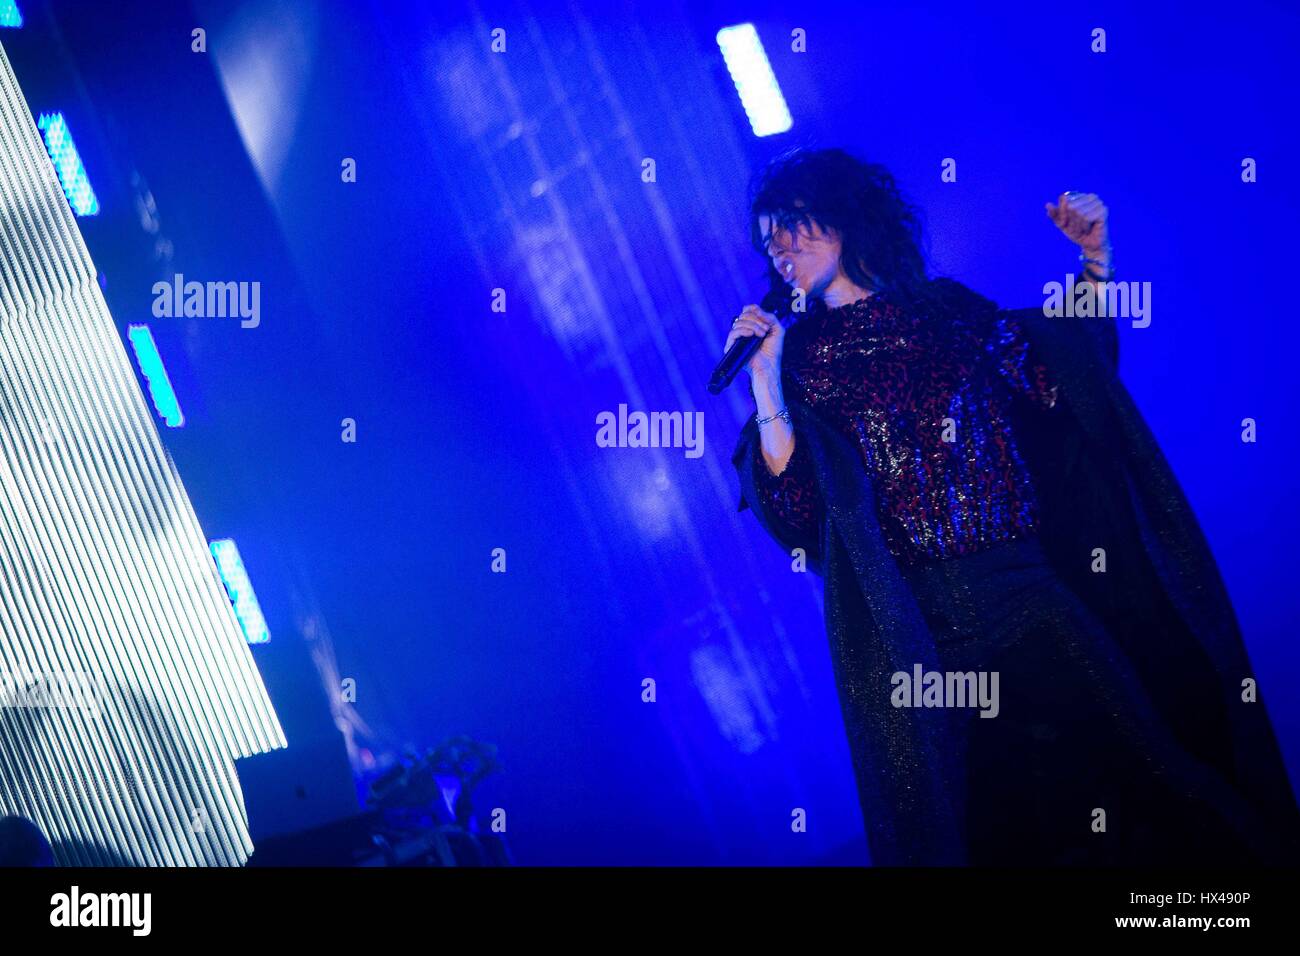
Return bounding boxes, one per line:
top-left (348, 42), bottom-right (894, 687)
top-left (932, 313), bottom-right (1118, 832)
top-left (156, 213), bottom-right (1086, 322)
top-left (901, 535), bottom-right (1261, 865)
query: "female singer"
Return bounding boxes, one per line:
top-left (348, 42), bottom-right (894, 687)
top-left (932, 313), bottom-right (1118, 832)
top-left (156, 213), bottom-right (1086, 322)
top-left (727, 147), bottom-right (1300, 865)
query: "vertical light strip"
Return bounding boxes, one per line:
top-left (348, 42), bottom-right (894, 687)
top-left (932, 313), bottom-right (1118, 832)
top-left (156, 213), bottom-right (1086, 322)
top-left (126, 324), bottom-right (184, 427)
top-left (35, 112), bottom-right (99, 216)
top-left (0, 40), bottom-right (285, 866)
top-left (209, 539), bottom-right (271, 645)
top-left (715, 24), bottom-right (792, 137)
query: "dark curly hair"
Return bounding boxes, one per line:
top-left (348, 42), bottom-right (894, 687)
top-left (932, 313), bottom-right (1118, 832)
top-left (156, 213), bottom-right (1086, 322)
top-left (749, 147), bottom-right (952, 314)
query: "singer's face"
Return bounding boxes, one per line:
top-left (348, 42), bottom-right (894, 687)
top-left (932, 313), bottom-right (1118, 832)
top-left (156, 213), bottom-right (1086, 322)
top-left (758, 213), bottom-right (843, 298)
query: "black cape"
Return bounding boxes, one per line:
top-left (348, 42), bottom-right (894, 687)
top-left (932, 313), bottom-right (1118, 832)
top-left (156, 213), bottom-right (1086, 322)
top-left (732, 299), bottom-right (1300, 865)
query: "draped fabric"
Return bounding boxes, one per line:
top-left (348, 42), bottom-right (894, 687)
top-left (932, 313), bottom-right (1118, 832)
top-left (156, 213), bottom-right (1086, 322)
top-left (732, 295), bottom-right (1300, 865)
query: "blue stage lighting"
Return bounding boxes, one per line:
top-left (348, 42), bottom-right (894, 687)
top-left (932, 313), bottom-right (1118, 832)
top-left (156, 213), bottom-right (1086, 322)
top-left (126, 324), bottom-right (185, 427)
top-left (35, 112), bottom-right (99, 215)
top-left (715, 24), bottom-right (792, 137)
top-left (0, 2), bottom-right (22, 28)
top-left (210, 539), bottom-right (272, 645)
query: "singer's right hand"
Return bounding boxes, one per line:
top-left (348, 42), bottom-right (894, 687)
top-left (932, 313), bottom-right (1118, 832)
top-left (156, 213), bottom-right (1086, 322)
top-left (723, 304), bottom-right (784, 383)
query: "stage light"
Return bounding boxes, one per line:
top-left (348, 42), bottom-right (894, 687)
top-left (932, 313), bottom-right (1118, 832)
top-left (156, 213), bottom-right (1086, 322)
top-left (126, 325), bottom-right (185, 427)
top-left (0, 3), bottom-right (21, 29)
top-left (35, 112), bottom-right (99, 215)
top-left (210, 539), bottom-right (272, 645)
top-left (715, 24), bottom-right (792, 137)
top-left (0, 44), bottom-right (285, 866)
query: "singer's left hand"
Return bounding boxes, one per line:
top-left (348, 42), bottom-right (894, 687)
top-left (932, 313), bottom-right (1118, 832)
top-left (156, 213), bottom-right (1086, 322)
top-left (1046, 191), bottom-right (1110, 259)
top-left (723, 304), bottom-right (784, 383)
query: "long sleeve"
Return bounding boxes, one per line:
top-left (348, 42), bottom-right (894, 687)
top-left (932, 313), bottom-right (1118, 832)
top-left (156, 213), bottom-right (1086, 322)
top-left (992, 311), bottom-right (1060, 410)
top-left (733, 418), bottom-right (824, 567)
top-left (752, 429), bottom-right (820, 538)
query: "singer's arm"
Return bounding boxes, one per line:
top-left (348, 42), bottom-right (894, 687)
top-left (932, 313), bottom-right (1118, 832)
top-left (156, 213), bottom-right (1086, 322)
top-left (724, 304), bottom-right (795, 475)
top-left (752, 370), bottom-right (796, 475)
top-left (729, 302), bottom-right (823, 560)
top-left (741, 369), bottom-right (821, 555)
top-left (738, 421), bottom-right (821, 567)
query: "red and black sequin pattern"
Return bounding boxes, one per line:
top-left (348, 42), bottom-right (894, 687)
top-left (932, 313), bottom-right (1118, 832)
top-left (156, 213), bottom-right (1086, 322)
top-left (754, 293), bottom-right (1059, 564)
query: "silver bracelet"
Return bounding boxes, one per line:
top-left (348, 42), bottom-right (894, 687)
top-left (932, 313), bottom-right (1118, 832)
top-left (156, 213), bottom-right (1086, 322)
top-left (756, 407), bottom-right (791, 426)
top-left (1079, 249), bottom-right (1114, 282)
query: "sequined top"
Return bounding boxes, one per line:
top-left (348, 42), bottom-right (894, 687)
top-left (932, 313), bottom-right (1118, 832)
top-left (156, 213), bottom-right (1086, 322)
top-left (754, 289), bottom-right (1060, 564)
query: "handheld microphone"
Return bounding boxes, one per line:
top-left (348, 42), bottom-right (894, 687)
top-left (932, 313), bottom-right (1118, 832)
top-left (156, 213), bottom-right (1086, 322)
top-left (707, 329), bottom-right (764, 395)
top-left (707, 289), bottom-right (793, 395)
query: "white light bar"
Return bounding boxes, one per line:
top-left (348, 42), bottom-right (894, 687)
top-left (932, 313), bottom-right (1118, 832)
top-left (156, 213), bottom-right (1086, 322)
top-left (210, 539), bottom-right (271, 645)
top-left (716, 23), bottom-right (793, 137)
top-left (0, 40), bottom-right (285, 866)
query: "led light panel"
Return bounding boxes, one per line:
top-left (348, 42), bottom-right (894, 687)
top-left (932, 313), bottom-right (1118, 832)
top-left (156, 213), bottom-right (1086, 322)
top-left (0, 41), bottom-right (285, 866)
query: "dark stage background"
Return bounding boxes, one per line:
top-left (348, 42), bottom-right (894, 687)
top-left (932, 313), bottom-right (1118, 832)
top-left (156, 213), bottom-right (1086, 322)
top-left (4, 0), bottom-right (1297, 864)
